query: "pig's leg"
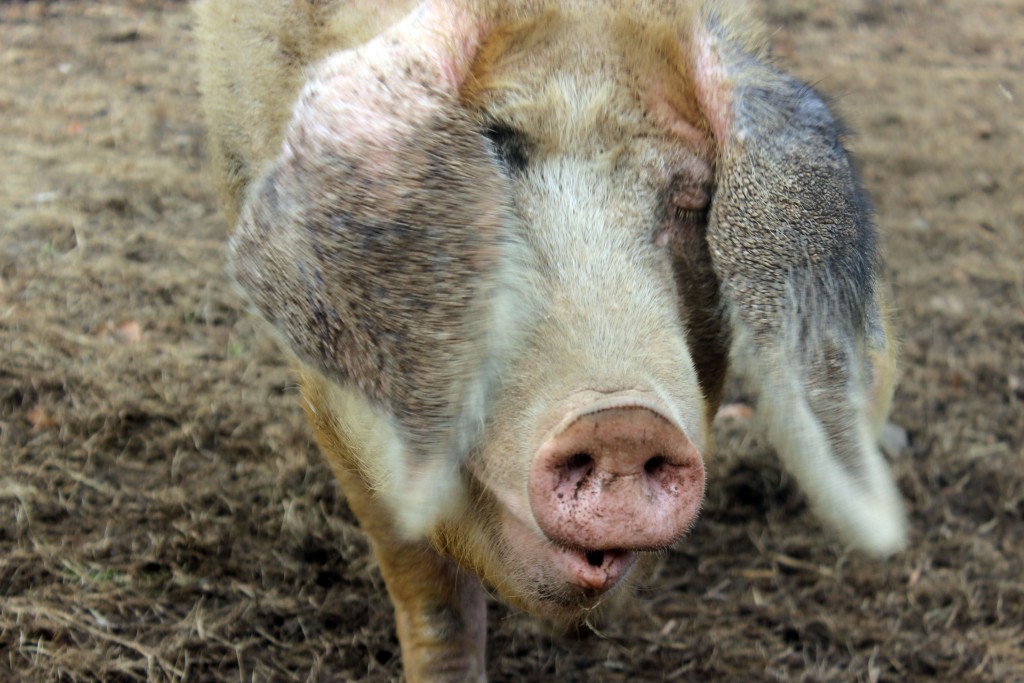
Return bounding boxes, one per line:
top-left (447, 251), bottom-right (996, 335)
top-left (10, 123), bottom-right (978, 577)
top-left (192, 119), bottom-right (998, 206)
top-left (301, 372), bottom-right (487, 682)
top-left (331, 467), bottom-right (487, 683)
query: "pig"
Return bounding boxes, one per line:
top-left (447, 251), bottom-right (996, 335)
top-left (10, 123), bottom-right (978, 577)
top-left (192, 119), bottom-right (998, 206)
top-left (196, 1), bottom-right (907, 679)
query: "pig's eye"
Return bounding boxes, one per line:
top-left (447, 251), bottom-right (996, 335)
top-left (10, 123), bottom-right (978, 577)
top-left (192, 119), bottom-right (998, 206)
top-left (673, 206), bottom-right (709, 229)
top-left (670, 184), bottom-right (711, 234)
top-left (483, 124), bottom-right (529, 174)
top-left (656, 183), bottom-right (711, 249)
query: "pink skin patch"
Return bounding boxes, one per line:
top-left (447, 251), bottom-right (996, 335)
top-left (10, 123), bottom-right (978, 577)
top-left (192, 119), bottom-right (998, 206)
top-left (644, 27), bottom-right (733, 156)
top-left (400, 1), bottom-right (489, 92)
top-left (286, 1), bottom-right (488, 173)
top-left (645, 79), bottom-right (712, 157)
top-left (689, 29), bottom-right (734, 150)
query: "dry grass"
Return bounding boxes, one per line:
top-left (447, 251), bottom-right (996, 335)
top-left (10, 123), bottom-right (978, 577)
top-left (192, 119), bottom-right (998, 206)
top-left (1, 0), bottom-right (1022, 681)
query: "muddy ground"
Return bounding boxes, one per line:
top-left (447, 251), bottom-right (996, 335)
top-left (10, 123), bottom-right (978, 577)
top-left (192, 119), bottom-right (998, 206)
top-left (1, 0), bottom-right (1022, 681)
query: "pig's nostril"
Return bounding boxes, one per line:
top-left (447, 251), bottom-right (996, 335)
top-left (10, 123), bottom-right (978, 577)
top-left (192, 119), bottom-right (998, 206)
top-left (565, 452), bottom-right (594, 475)
top-left (644, 454), bottom-right (668, 475)
top-left (585, 550), bottom-right (604, 567)
top-left (557, 453), bottom-right (596, 497)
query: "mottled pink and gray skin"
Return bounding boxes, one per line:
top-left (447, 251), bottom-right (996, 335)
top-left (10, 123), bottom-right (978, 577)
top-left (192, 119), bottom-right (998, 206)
top-left (197, 1), bottom-right (906, 681)
top-left (530, 400), bottom-right (705, 554)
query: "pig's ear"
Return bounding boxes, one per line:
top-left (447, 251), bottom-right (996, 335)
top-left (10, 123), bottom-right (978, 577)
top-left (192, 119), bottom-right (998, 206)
top-left (228, 3), bottom-right (530, 538)
top-left (683, 13), bottom-right (906, 555)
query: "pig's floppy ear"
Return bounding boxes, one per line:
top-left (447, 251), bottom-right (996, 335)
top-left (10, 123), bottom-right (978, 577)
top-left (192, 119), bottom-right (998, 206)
top-left (228, 4), bottom-right (528, 538)
top-left (686, 14), bottom-right (906, 555)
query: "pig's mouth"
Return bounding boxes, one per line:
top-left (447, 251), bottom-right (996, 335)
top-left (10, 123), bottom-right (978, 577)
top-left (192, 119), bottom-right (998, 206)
top-left (555, 545), bottom-right (638, 596)
top-left (497, 504), bottom-right (640, 608)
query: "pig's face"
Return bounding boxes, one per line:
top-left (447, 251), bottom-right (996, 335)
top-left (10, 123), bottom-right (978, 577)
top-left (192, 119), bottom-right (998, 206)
top-left (420, 13), bottom-right (726, 620)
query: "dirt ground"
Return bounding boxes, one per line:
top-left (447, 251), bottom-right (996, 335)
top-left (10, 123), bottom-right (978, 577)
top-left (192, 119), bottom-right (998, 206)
top-left (1, 0), bottom-right (1021, 681)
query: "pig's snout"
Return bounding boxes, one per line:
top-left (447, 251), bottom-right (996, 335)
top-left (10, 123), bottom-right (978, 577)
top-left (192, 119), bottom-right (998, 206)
top-left (530, 406), bottom-right (705, 555)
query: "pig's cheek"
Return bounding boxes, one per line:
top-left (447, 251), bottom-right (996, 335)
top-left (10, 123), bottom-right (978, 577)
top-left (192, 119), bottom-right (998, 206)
top-left (493, 505), bottom-right (639, 612)
top-left (495, 504), bottom-right (560, 589)
top-left (464, 453), bottom-right (538, 535)
top-left (464, 452), bottom-right (566, 598)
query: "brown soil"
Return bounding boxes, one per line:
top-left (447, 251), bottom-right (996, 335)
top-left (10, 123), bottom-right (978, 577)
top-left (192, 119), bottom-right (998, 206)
top-left (2, 1), bottom-right (1022, 681)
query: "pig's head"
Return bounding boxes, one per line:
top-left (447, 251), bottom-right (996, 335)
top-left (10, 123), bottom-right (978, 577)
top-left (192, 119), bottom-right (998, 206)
top-left (230, 1), bottom-right (906, 624)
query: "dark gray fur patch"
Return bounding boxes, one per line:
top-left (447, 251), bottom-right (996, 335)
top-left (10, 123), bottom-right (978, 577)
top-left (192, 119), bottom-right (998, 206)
top-left (705, 43), bottom-right (878, 353)
top-left (229, 103), bottom-right (513, 466)
top-left (702, 28), bottom-right (885, 482)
